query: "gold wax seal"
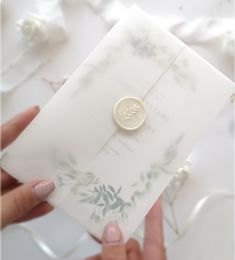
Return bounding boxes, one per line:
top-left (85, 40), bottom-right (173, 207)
top-left (113, 97), bottom-right (146, 131)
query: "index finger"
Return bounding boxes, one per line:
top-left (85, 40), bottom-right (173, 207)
top-left (102, 221), bottom-right (127, 260)
top-left (0, 106), bottom-right (39, 150)
top-left (143, 199), bottom-right (166, 260)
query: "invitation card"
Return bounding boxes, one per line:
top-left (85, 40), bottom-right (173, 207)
top-left (1, 6), bottom-right (234, 241)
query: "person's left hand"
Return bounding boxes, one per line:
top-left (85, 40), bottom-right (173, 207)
top-left (0, 106), bottom-right (55, 229)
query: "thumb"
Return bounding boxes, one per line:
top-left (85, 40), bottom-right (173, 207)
top-left (1, 179), bottom-right (55, 229)
top-left (101, 221), bottom-right (127, 260)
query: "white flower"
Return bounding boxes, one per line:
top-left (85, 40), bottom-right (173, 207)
top-left (17, 13), bottom-right (48, 44)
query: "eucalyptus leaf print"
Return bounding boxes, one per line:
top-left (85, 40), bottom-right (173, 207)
top-left (56, 135), bottom-right (184, 223)
top-left (170, 58), bottom-right (196, 91)
top-left (56, 154), bottom-right (99, 187)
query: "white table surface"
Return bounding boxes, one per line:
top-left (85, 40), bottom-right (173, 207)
top-left (1, 0), bottom-right (234, 259)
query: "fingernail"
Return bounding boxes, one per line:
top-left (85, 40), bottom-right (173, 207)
top-left (32, 105), bottom-right (40, 111)
top-left (33, 179), bottom-right (55, 200)
top-left (104, 221), bottom-right (122, 244)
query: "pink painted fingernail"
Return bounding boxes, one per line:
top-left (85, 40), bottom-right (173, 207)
top-left (104, 221), bottom-right (122, 244)
top-left (32, 105), bottom-right (40, 111)
top-left (33, 179), bottom-right (55, 200)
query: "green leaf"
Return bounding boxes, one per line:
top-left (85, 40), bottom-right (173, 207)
top-left (131, 196), bottom-right (135, 203)
top-left (80, 197), bottom-right (92, 203)
top-left (133, 191), bottom-right (143, 197)
top-left (95, 216), bottom-right (101, 223)
top-left (119, 203), bottom-right (126, 212)
top-left (67, 173), bottom-right (76, 179)
top-left (103, 193), bottom-right (109, 205)
top-left (108, 185), bottom-right (115, 194)
top-left (90, 212), bottom-right (95, 220)
top-left (117, 187), bottom-right (121, 194)
top-left (102, 207), bottom-right (108, 216)
top-left (110, 198), bottom-right (122, 209)
top-left (158, 166), bottom-right (170, 174)
top-left (121, 211), bottom-right (128, 220)
top-left (147, 171), bottom-right (153, 179)
top-left (94, 178), bottom-right (100, 184)
top-left (106, 190), bottom-right (113, 200)
top-left (91, 193), bottom-right (102, 204)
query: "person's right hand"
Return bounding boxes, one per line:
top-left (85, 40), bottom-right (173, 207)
top-left (88, 199), bottom-right (166, 260)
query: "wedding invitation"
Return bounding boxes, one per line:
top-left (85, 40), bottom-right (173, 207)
top-left (1, 6), bottom-right (234, 242)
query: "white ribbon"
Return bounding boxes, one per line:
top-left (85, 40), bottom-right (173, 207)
top-left (133, 191), bottom-right (234, 247)
top-left (86, 0), bottom-right (235, 58)
top-left (176, 191), bottom-right (234, 241)
top-left (5, 223), bottom-right (90, 259)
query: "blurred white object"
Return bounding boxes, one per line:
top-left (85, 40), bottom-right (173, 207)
top-left (222, 31), bottom-right (235, 57)
top-left (17, 14), bottom-right (49, 44)
top-left (1, 0), bottom-right (67, 92)
top-left (86, 0), bottom-right (105, 9)
top-left (86, 0), bottom-right (127, 24)
top-left (17, 0), bottom-right (66, 44)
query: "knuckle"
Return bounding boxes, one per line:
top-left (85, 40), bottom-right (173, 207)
top-left (129, 238), bottom-right (140, 247)
top-left (103, 245), bottom-right (126, 260)
top-left (105, 256), bottom-right (116, 260)
top-left (126, 238), bottom-right (141, 256)
top-left (105, 253), bottom-right (123, 260)
top-left (144, 236), bottom-right (156, 248)
top-left (12, 189), bottom-right (29, 216)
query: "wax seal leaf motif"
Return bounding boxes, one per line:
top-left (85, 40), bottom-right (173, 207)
top-left (119, 104), bottom-right (140, 121)
top-left (113, 97), bottom-right (146, 131)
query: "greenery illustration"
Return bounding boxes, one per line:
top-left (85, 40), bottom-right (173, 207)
top-left (56, 135), bottom-right (184, 223)
top-left (73, 25), bottom-right (195, 96)
top-left (128, 29), bottom-right (195, 91)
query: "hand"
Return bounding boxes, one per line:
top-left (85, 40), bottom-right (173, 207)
top-left (87, 200), bottom-right (166, 260)
top-left (0, 106), bottom-right (55, 229)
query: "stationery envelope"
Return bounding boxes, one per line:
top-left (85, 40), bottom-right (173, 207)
top-left (1, 5), bottom-right (234, 241)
